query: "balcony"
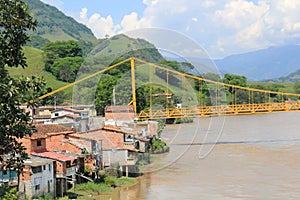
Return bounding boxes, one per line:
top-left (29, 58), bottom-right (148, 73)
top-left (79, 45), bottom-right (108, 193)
top-left (56, 166), bottom-right (77, 178)
top-left (66, 166), bottom-right (77, 177)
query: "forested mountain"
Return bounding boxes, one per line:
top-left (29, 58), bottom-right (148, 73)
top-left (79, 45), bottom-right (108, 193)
top-left (215, 45), bottom-right (300, 81)
top-left (23, 0), bottom-right (96, 49)
top-left (264, 69), bottom-right (300, 83)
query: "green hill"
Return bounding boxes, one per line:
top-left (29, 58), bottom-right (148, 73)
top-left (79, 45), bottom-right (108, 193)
top-left (8, 46), bottom-right (66, 89)
top-left (91, 34), bottom-right (164, 62)
top-left (23, 0), bottom-right (96, 49)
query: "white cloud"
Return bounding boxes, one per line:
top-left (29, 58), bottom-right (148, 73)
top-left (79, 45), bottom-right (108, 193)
top-left (78, 8), bottom-right (119, 38)
top-left (73, 0), bottom-right (300, 58)
top-left (120, 12), bottom-right (150, 32)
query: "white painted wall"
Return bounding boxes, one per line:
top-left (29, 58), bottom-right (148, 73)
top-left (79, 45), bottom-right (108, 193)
top-left (30, 163), bottom-right (55, 198)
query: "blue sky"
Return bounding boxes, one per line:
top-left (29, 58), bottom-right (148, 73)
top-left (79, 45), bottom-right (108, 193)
top-left (41, 0), bottom-right (300, 59)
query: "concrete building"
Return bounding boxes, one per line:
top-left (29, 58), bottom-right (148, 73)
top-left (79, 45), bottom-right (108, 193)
top-left (19, 156), bottom-right (55, 199)
top-left (32, 152), bottom-right (78, 197)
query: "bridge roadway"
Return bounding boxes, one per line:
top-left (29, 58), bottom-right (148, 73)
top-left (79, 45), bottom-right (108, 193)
top-left (137, 101), bottom-right (300, 120)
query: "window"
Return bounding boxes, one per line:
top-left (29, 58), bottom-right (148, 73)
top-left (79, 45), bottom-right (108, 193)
top-left (55, 113), bottom-right (59, 116)
top-left (32, 166), bottom-right (42, 174)
top-left (35, 184), bottom-right (40, 190)
top-left (43, 165), bottom-right (46, 170)
top-left (48, 180), bottom-right (50, 193)
top-left (37, 139), bottom-right (42, 147)
top-left (49, 164), bottom-right (51, 171)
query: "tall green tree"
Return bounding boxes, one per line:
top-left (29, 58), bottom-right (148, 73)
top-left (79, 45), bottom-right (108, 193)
top-left (43, 40), bottom-right (83, 72)
top-left (0, 0), bottom-right (45, 195)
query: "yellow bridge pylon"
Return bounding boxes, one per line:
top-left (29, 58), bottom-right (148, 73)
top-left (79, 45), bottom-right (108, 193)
top-left (37, 57), bottom-right (300, 120)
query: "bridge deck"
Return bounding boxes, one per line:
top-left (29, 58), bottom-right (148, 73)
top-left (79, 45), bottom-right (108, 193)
top-left (138, 102), bottom-right (300, 120)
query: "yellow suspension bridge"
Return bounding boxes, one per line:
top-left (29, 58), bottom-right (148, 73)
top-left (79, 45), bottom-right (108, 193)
top-left (37, 57), bottom-right (300, 120)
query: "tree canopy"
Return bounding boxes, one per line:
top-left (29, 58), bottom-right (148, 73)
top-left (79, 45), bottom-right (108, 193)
top-left (0, 0), bottom-right (45, 196)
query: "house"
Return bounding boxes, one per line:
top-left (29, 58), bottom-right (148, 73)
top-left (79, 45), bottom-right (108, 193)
top-left (20, 124), bottom-right (75, 154)
top-left (19, 156), bottom-right (55, 199)
top-left (32, 152), bottom-right (78, 197)
top-left (18, 124), bottom-right (79, 197)
top-left (69, 127), bottom-right (141, 176)
top-left (50, 108), bottom-right (90, 132)
top-left (105, 105), bottom-right (135, 125)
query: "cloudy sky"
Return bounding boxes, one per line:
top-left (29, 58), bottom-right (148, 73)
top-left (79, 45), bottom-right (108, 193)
top-left (40, 0), bottom-right (300, 58)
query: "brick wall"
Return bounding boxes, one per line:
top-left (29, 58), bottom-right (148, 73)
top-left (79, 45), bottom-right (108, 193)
top-left (31, 139), bottom-right (47, 153)
top-left (105, 112), bottom-right (134, 121)
top-left (46, 134), bottom-right (82, 153)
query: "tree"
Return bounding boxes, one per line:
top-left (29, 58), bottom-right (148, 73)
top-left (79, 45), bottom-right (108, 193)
top-left (0, 0), bottom-right (45, 195)
top-left (294, 82), bottom-right (300, 94)
top-left (95, 74), bottom-right (118, 115)
top-left (51, 56), bottom-right (84, 82)
top-left (223, 74), bottom-right (247, 104)
top-left (43, 40), bottom-right (83, 72)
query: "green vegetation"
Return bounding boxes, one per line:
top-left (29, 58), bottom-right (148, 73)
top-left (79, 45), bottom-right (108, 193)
top-left (70, 177), bottom-right (136, 199)
top-left (7, 46), bottom-right (70, 104)
top-left (8, 46), bottom-right (67, 89)
top-left (175, 117), bottom-right (194, 124)
top-left (43, 40), bottom-right (83, 72)
top-left (151, 138), bottom-right (169, 153)
top-left (23, 0), bottom-right (96, 46)
top-left (0, 187), bottom-right (17, 200)
top-left (76, 181), bottom-right (112, 194)
top-left (0, 0), bottom-right (46, 198)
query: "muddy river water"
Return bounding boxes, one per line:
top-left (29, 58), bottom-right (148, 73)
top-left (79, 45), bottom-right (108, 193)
top-left (114, 112), bottom-right (300, 199)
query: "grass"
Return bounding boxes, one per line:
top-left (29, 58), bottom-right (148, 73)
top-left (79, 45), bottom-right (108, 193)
top-left (76, 181), bottom-right (112, 194)
top-left (7, 46), bottom-right (73, 102)
top-left (59, 177), bottom-right (137, 200)
top-left (248, 82), bottom-right (296, 93)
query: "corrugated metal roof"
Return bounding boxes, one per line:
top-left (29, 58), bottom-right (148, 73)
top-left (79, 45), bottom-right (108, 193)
top-left (33, 151), bottom-right (76, 162)
top-left (24, 155), bottom-right (54, 167)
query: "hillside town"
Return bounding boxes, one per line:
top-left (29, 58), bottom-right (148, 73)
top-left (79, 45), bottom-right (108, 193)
top-left (0, 104), bottom-right (159, 199)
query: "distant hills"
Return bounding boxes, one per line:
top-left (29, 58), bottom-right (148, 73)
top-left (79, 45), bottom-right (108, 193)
top-left (264, 69), bottom-right (300, 83)
top-left (215, 45), bottom-right (300, 81)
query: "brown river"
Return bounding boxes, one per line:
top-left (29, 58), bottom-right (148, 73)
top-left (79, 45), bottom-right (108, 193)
top-left (111, 112), bottom-right (300, 199)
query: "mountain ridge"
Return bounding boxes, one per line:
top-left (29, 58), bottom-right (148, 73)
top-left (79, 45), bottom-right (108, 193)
top-left (23, 0), bottom-right (96, 49)
top-left (214, 45), bottom-right (300, 81)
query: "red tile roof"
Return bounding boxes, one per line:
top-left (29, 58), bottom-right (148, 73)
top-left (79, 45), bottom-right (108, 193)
top-left (32, 151), bottom-right (76, 162)
top-left (35, 124), bottom-right (73, 134)
top-left (28, 124), bottom-right (74, 139)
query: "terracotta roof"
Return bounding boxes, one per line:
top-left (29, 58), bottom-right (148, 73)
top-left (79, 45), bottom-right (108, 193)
top-left (28, 124), bottom-right (74, 139)
top-left (32, 151), bottom-right (76, 162)
top-left (69, 129), bottom-right (105, 141)
top-left (105, 105), bottom-right (134, 112)
top-left (35, 124), bottom-right (73, 134)
top-left (70, 129), bottom-right (121, 149)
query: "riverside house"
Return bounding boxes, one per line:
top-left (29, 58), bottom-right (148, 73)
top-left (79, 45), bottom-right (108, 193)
top-left (19, 156), bottom-right (55, 199)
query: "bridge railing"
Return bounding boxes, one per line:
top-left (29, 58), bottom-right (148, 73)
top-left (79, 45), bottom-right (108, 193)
top-left (137, 101), bottom-right (300, 120)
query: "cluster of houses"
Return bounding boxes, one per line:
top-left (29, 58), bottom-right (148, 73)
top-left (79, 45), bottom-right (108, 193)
top-left (0, 105), bottom-right (158, 199)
